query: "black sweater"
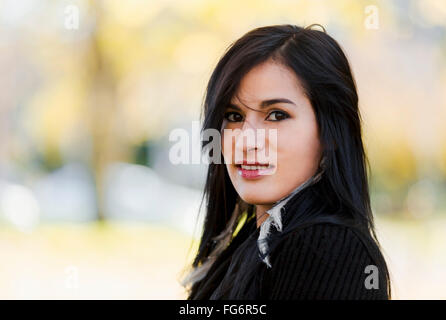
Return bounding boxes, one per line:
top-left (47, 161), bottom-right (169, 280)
top-left (207, 221), bottom-right (389, 300)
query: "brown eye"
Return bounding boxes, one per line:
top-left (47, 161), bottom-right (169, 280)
top-left (266, 110), bottom-right (289, 121)
top-left (224, 112), bottom-right (243, 122)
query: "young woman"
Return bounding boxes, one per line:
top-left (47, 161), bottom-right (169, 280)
top-left (182, 24), bottom-right (391, 300)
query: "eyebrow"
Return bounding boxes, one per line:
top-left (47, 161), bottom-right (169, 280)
top-left (228, 98), bottom-right (296, 110)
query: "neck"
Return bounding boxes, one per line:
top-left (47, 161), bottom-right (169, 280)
top-left (255, 204), bottom-right (273, 228)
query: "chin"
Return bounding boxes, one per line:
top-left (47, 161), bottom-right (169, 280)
top-left (237, 189), bottom-right (277, 206)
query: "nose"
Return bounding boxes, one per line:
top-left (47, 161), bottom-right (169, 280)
top-left (234, 118), bottom-right (266, 156)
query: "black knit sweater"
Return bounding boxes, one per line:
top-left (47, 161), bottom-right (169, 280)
top-left (206, 220), bottom-right (389, 300)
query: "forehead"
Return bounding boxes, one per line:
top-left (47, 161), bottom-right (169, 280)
top-left (231, 59), bottom-right (304, 104)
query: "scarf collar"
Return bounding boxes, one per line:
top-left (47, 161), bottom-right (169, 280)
top-left (257, 158), bottom-right (326, 268)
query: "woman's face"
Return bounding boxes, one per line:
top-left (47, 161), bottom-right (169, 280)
top-left (221, 59), bottom-right (323, 208)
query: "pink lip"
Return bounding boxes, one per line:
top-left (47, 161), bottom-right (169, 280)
top-left (237, 160), bottom-right (270, 166)
top-left (236, 165), bottom-right (275, 179)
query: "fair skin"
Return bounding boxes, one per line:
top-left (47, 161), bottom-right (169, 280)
top-left (221, 58), bottom-right (323, 228)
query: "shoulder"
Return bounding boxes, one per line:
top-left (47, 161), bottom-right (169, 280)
top-left (264, 223), bottom-right (388, 300)
top-left (277, 223), bottom-right (369, 263)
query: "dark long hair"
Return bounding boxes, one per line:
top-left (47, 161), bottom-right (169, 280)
top-left (182, 24), bottom-right (391, 299)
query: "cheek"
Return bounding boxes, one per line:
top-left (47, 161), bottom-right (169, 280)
top-left (276, 122), bottom-right (321, 183)
top-left (221, 133), bottom-right (233, 161)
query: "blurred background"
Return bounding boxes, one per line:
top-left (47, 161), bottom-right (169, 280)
top-left (0, 0), bottom-right (445, 299)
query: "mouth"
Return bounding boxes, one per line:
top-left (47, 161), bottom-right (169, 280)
top-left (235, 163), bottom-right (273, 170)
top-left (234, 161), bottom-right (275, 179)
